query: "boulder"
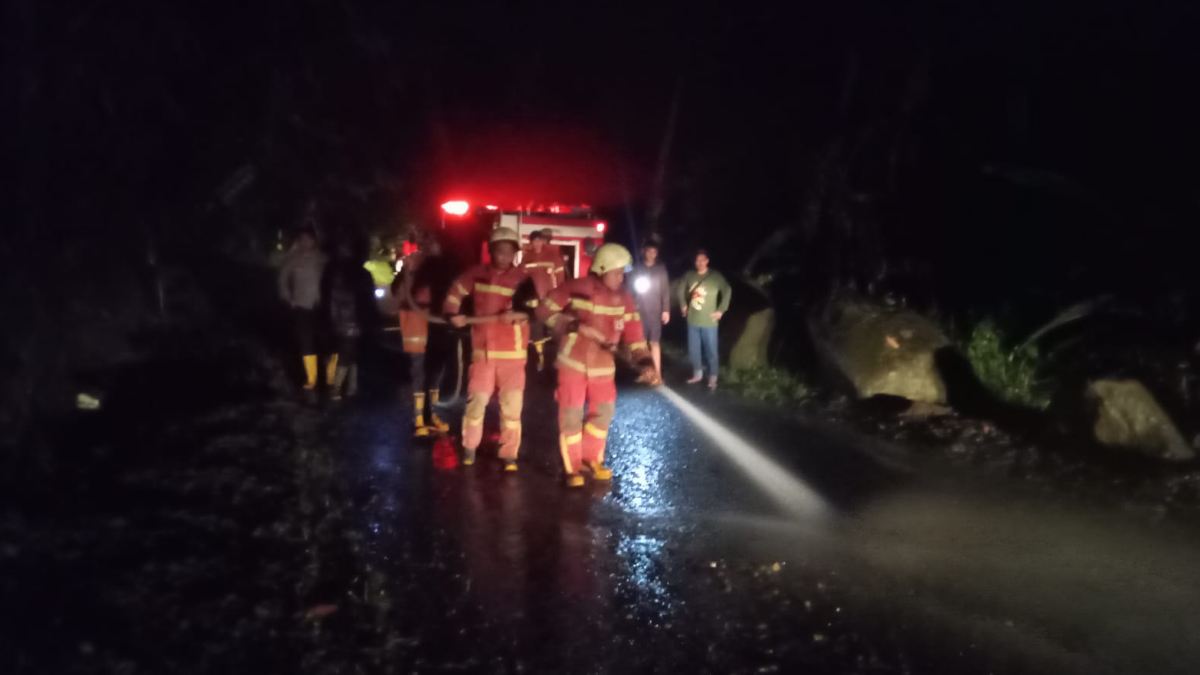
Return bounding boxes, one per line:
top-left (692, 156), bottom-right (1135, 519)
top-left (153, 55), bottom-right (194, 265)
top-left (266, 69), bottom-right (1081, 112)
top-left (1084, 379), bottom-right (1194, 462)
top-left (729, 307), bottom-right (775, 370)
top-left (810, 300), bottom-right (951, 404)
top-left (715, 277), bottom-right (775, 370)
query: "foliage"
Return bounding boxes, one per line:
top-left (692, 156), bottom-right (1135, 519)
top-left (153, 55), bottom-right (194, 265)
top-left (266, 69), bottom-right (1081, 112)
top-left (720, 365), bottom-right (811, 405)
top-left (963, 319), bottom-right (1051, 409)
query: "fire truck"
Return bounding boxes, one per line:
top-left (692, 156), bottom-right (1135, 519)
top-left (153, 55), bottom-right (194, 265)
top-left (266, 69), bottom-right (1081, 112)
top-left (439, 200), bottom-right (608, 277)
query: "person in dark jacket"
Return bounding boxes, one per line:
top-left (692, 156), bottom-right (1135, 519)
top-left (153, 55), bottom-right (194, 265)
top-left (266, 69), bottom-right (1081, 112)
top-left (321, 239), bottom-right (376, 401)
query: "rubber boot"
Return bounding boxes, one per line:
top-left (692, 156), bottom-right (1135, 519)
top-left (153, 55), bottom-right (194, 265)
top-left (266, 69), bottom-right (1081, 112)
top-left (502, 459), bottom-right (518, 473)
top-left (413, 392), bottom-right (430, 437)
top-left (302, 355), bottom-right (319, 404)
top-left (331, 366), bottom-right (348, 402)
top-left (564, 473), bottom-right (585, 488)
top-left (462, 447), bottom-right (477, 466)
top-left (429, 389), bottom-right (450, 432)
top-left (584, 461), bottom-right (613, 481)
top-left (325, 353), bottom-right (340, 387)
top-left (345, 365), bottom-right (358, 398)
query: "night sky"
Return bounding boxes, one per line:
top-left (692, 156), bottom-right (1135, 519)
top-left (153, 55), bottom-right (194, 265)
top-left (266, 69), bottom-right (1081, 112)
top-left (8, 0), bottom-right (1200, 306)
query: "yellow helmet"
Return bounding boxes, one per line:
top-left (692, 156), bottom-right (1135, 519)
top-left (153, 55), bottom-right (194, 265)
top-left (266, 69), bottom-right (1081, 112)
top-left (489, 227), bottom-right (520, 246)
top-left (590, 243), bottom-right (632, 275)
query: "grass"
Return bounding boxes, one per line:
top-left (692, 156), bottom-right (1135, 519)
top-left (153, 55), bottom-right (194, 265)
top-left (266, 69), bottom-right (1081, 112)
top-left (963, 318), bottom-right (1051, 410)
top-left (720, 365), bottom-right (812, 405)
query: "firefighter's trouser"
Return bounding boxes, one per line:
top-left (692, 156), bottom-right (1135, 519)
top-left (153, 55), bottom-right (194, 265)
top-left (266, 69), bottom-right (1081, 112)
top-left (463, 358), bottom-right (526, 459)
top-left (556, 369), bottom-right (617, 474)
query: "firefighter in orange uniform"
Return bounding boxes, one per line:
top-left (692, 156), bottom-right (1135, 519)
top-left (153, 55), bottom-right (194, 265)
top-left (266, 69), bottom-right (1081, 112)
top-left (397, 247), bottom-right (451, 437)
top-left (521, 228), bottom-right (566, 370)
top-left (443, 227), bottom-right (531, 471)
top-left (538, 243), bottom-right (659, 487)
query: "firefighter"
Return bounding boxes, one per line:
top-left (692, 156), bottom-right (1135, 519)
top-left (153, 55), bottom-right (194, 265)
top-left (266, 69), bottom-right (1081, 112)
top-left (443, 227), bottom-right (532, 471)
top-left (520, 227), bottom-right (566, 370)
top-left (278, 227), bottom-right (327, 403)
top-left (397, 244), bottom-right (451, 436)
top-left (538, 243), bottom-right (659, 488)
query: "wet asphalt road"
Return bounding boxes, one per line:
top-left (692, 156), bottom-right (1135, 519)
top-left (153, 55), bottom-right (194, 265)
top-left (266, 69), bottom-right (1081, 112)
top-left (6, 357), bottom-right (1200, 674)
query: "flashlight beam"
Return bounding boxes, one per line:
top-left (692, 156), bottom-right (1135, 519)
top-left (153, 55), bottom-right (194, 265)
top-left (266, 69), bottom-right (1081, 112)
top-left (656, 386), bottom-right (830, 520)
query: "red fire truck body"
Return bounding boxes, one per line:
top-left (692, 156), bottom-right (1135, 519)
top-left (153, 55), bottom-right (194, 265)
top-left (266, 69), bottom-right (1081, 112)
top-left (442, 201), bottom-right (607, 279)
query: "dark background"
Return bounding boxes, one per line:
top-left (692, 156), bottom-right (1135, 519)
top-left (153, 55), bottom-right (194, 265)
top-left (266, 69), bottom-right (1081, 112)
top-left (5, 0), bottom-right (1200, 441)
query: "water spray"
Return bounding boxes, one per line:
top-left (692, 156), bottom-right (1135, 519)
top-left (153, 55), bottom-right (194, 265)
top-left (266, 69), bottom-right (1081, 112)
top-left (656, 386), bottom-right (830, 520)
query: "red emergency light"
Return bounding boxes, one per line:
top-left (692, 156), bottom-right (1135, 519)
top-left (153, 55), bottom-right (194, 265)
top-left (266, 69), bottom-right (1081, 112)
top-left (441, 200), bottom-right (470, 216)
top-left (595, 221), bottom-right (607, 233)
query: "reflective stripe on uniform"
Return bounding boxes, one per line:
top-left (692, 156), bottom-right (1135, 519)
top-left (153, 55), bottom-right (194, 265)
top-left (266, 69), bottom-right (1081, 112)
top-left (508, 323), bottom-right (525, 359)
top-left (557, 352), bottom-right (587, 373)
top-left (559, 434), bottom-right (579, 473)
top-left (557, 354), bottom-right (615, 378)
top-left (570, 299), bottom-right (594, 312)
top-left (557, 333), bottom-right (584, 372)
top-left (477, 283), bottom-right (515, 297)
top-left (486, 349), bottom-right (527, 360)
top-left (454, 282), bottom-right (470, 296)
top-left (628, 341), bottom-right (649, 352)
top-left (503, 419), bottom-right (522, 429)
top-left (584, 422), bottom-right (608, 439)
top-left (592, 304), bottom-right (625, 316)
top-left (624, 312), bottom-right (641, 322)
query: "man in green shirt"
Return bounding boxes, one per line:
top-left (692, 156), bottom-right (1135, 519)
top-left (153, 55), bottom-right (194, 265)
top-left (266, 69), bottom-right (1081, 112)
top-left (677, 249), bottom-right (732, 390)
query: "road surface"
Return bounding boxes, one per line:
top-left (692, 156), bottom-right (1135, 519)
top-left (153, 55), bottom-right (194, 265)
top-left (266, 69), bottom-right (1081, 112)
top-left (5, 358), bottom-right (1200, 674)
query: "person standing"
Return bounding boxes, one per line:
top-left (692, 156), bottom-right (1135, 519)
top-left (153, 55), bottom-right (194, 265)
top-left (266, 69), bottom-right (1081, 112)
top-left (442, 227), bottom-right (531, 471)
top-left (397, 243), bottom-right (451, 436)
top-left (321, 239), bottom-right (375, 402)
top-left (278, 228), bottom-right (327, 402)
top-left (677, 248), bottom-right (731, 390)
top-left (633, 238), bottom-right (670, 380)
top-left (520, 228), bottom-right (565, 371)
top-left (538, 243), bottom-right (658, 488)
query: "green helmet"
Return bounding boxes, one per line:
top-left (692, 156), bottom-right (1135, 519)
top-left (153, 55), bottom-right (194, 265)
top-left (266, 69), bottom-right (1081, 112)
top-left (591, 243), bottom-right (632, 275)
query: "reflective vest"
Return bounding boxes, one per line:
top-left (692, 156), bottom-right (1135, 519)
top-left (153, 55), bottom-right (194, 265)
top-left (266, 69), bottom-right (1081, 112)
top-left (443, 264), bottom-right (530, 361)
top-left (398, 286), bottom-right (430, 354)
top-left (540, 275), bottom-right (649, 379)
